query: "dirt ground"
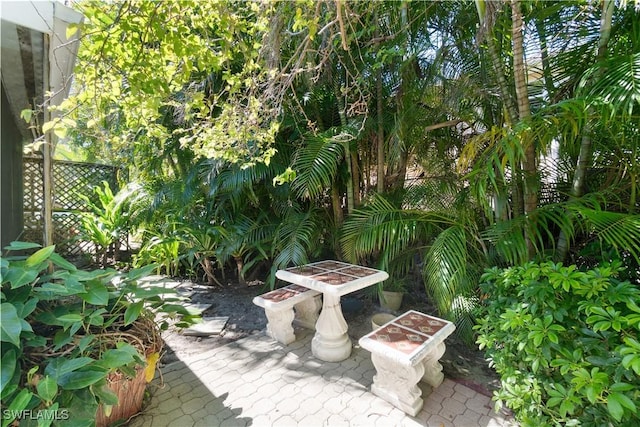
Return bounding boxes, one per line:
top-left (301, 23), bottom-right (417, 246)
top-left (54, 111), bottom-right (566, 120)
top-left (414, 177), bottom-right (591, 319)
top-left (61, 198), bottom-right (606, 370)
top-left (159, 279), bottom-right (502, 397)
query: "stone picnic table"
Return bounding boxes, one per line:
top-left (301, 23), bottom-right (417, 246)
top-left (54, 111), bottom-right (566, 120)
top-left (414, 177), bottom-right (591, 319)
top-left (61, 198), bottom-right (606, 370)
top-left (276, 260), bottom-right (388, 362)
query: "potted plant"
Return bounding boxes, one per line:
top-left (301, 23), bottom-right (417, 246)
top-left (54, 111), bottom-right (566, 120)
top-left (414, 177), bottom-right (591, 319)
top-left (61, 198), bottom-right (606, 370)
top-left (0, 242), bottom-right (196, 427)
top-left (378, 277), bottom-right (406, 311)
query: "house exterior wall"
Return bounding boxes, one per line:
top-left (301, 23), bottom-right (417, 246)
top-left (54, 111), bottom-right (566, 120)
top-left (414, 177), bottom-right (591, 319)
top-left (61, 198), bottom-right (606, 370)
top-left (1, 1), bottom-right (82, 249)
top-left (1, 84), bottom-right (24, 248)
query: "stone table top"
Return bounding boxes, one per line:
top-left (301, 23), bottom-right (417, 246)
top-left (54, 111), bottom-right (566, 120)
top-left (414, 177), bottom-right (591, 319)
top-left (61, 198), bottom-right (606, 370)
top-left (359, 310), bottom-right (456, 366)
top-left (275, 260), bottom-right (388, 297)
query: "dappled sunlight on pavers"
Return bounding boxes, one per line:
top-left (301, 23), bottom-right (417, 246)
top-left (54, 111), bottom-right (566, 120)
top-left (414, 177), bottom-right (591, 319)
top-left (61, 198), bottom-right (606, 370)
top-left (130, 329), bottom-right (516, 426)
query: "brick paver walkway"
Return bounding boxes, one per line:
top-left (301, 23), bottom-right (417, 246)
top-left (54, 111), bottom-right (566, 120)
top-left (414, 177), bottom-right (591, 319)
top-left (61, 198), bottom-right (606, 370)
top-left (129, 329), bottom-right (515, 426)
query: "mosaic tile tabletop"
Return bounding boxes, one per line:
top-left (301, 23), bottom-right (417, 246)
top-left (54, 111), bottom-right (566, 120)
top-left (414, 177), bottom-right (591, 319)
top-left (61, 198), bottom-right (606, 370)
top-left (275, 260), bottom-right (389, 296)
top-left (285, 261), bottom-right (382, 285)
top-left (360, 310), bottom-right (456, 362)
top-left (261, 285), bottom-right (314, 302)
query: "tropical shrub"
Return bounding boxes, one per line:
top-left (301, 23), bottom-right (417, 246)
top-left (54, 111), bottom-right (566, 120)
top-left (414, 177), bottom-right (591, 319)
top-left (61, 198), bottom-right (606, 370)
top-left (77, 182), bottom-right (145, 267)
top-left (0, 242), bottom-right (194, 426)
top-left (475, 261), bottom-right (640, 426)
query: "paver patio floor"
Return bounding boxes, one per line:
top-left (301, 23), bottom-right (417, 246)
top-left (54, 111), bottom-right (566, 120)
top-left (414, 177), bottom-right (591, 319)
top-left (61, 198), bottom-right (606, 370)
top-left (129, 329), bottom-right (516, 426)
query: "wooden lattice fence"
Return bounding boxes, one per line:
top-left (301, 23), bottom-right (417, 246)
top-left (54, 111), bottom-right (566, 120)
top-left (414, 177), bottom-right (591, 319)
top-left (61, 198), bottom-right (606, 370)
top-left (23, 156), bottom-right (122, 257)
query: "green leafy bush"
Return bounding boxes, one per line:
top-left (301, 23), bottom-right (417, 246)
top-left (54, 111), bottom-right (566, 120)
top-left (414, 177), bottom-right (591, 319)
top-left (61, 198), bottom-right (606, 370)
top-left (0, 242), bottom-right (194, 426)
top-left (475, 261), bottom-right (640, 426)
top-left (77, 181), bottom-right (145, 267)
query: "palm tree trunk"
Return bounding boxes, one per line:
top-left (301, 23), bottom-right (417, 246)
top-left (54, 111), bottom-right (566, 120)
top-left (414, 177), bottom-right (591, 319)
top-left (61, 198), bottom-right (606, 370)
top-left (345, 141), bottom-right (355, 214)
top-left (476, 0), bottom-right (519, 125)
top-left (570, 0), bottom-right (613, 199)
top-left (234, 255), bottom-right (246, 285)
top-left (334, 74), bottom-right (355, 214)
top-left (375, 16), bottom-right (385, 193)
top-left (202, 257), bottom-right (222, 286)
top-left (351, 150), bottom-right (361, 206)
top-left (535, 18), bottom-right (556, 100)
top-left (476, 0), bottom-right (519, 223)
top-left (556, 0), bottom-right (614, 261)
top-left (511, 0), bottom-right (537, 258)
top-left (331, 183), bottom-right (344, 226)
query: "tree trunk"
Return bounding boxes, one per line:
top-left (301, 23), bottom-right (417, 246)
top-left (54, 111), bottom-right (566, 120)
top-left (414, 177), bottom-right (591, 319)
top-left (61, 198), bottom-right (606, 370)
top-left (345, 140), bottom-right (355, 214)
top-left (476, 0), bottom-right (519, 125)
top-left (535, 19), bottom-right (556, 101)
top-left (556, 0), bottom-right (614, 261)
top-left (330, 183), bottom-right (344, 226)
top-left (202, 257), bottom-right (222, 286)
top-left (476, 0), bottom-right (519, 224)
top-left (334, 74), bottom-right (354, 215)
top-left (351, 150), bottom-right (361, 206)
top-left (234, 255), bottom-right (246, 285)
top-left (375, 17), bottom-right (385, 193)
top-left (511, 0), bottom-right (537, 258)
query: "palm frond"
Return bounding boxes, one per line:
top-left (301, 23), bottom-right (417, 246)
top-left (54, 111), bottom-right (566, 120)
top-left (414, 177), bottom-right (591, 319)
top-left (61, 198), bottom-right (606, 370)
top-left (481, 216), bottom-right (529, 266)
top-left (575, 208), bottom-right (640, 264)
top-left (340, 194), bottom-right (453, 271)
top-left (423, 225), bottom-right (481, 341)
top-left (291, 132), bottom-right (345, 200)
top-left (579, 52), bottom-right (640, 119)
top-left (270, 209), bottom-right (327, 285)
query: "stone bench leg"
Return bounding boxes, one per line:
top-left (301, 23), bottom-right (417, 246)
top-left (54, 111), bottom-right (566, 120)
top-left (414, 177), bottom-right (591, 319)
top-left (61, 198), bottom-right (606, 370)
top-left (370, 353), bottom-right (425, 417)
top-left (293, 294), bottom-right (322, 330)
top-left (421, 341), bottom-right (446, 387)
top-left (264, 307), bottom-right (295, 345)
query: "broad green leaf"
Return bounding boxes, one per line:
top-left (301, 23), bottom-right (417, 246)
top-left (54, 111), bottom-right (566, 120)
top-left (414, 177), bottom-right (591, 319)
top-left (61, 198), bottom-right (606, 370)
top-left (52, 330), bottom-right (74, 350)
top-left (91, 381), bottom-right (119, 406)
top-left (56, 313), bottom-right (83, 323)
top-left (3, 267), bottom-right (38, 288)
top-left (0, 349), bottom-right (17, 393)
top-left (20, 109), bottom-right (33, 122)
top-left (19, 319), bottom-right (32, 334)
top-left (607, 393), bottom-right (625, 422)
top-left (3, 388), bottom-right (33, 424)
top-left (34, 282), bottom-right (78, 298)
top-left (124, 301), bottom-right (144, 325)
top-left (88, 310), bottom-right (105, 326)
top-left (40, 279), bottom-right (85, 296)
top-left (3, 241), bottom-right (41, 251)
top-left (23, 335), bottom-right (46, 348)
top-left (37, 402), bottom-right (59, 427)
top-left (19, 297), bottom-right (38, 317)
top-left (78, 335), bottom-right (95, 352)
top-left (49, 253), bottom-right (77, 271)
top-left (124, 264), bottom-right (157, 281)
top-left (36, 375), bottom-right (58, 401)
top-left (45, 357), bottom-right (94, 380)
top-left (42, 120), bottom-right (56, 135)
top-left (25, 245), bottom-right (56, 267)
top-left (0, 303), bottom-right (22, 346)
top-left (609, 391), bottom-right (636, 411)
top-left (59, 370), bottom-right (107, 390)
top-left (97, 348), bottom-right (136, 369)
top-left (79, 281), bottom-right (109, 305)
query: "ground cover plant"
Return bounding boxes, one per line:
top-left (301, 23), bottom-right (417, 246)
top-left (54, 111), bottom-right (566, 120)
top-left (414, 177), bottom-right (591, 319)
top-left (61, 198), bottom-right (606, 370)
top-left (475, 261), bottom-right (640, 426)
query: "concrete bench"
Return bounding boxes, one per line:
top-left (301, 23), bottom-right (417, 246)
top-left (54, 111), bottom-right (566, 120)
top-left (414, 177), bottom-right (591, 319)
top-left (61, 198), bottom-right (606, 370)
top-left (253, 284), bottom-right (321, 345)
top-left (358, 310), bottom-right (456, 416)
